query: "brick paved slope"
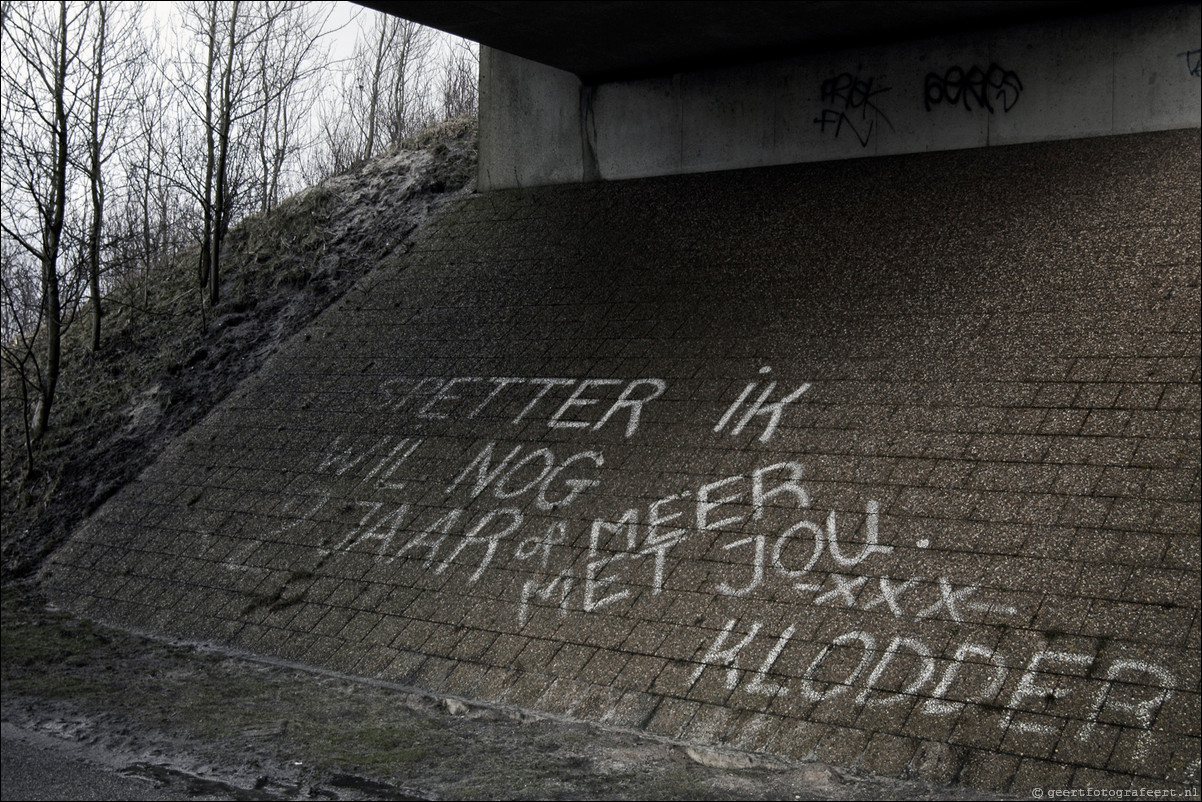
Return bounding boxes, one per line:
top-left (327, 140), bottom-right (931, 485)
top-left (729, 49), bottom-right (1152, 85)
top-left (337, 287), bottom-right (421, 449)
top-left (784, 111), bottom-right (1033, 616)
top-left (42, 130), bottom-right (1200, 794)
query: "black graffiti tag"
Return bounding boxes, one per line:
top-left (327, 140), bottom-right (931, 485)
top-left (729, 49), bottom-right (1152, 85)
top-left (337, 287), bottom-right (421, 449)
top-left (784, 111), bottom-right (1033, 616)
top-left (924, 63), bottom-right (1023, 113)
top-left (813, 72), bottom-right (894, 147)
top-left (1180, 49), bottom-right (1201, 78)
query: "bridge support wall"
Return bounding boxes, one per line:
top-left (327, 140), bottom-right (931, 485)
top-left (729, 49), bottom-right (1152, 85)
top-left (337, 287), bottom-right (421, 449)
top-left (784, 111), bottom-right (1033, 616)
top-left (479, 2), bottom-right (1201, 189)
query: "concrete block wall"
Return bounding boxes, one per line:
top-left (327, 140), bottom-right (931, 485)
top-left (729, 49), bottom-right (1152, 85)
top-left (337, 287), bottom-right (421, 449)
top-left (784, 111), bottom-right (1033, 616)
top-left (479, 2), bottom-right (1202, 189)
top-left (42, 129), bottom-right (1201, 794)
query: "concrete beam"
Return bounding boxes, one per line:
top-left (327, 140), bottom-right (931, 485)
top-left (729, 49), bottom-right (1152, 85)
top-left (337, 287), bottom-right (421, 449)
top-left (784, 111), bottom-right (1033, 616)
top-left (371, 1), bottom-right (1140, 84)
top-left (478, 2), bottom-right (1201, 189)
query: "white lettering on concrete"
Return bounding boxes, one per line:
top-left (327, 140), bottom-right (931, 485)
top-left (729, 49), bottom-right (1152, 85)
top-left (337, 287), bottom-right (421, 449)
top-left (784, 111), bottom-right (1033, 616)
top-left (1078, 660), bottom-right (1176, 760)
top-left (713, 367), bottom-right (811, 442)
top-left (288, 369), bottom-right (1180, 759)
top-left (1003, 649), bottom-right (1094, 734)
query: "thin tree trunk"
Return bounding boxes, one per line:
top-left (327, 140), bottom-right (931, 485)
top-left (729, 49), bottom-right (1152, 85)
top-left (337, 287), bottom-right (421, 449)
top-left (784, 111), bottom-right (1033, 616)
top-left (87, 3), bottom-right (109, 353)
top-left (210, 0), bottom-right (239, 308)
top-left (200, 3), bottom-right (216, 297)
top-left (364, 19), bottom-right (389, 160)
top-left (36, 1), bottom-right (71, 438)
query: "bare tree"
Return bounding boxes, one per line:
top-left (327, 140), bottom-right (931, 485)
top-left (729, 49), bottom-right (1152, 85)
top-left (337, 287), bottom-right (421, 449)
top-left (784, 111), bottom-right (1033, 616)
top-left (0, 241), bottom-right (46, 477)
top-left (440, 37), bottom-right (478, 120)
top-left (0, 0), bottom-right (90, 441)
top-left (168, 0), bottom-right (245, 312)
top-left (339, 13), bottom-right (436, 164)
top-left (106, 74), bottom-right (190, 329)
top-left (307, 13), bottom-right (478, 187)
top-left (384, 16), bottom-right (435, 147)
top-left (209, 0), bottom-right (239, 307)
top-left (250, 1), bottom-right (334, 213)
top-left (117, 56), bottom-right (172, 321)
top-left (173, 0), bottom-right (334, 309)
top-left (80, 0), bottom-right (145, 352)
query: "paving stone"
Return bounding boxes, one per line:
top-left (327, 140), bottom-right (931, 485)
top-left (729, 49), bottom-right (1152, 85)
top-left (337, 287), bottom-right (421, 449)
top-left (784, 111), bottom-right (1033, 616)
top-left (38, 130), bottom-right (1201, 794)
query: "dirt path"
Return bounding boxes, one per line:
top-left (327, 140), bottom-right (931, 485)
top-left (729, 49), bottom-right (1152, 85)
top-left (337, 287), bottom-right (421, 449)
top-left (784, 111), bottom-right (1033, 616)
top-left (2, 585), bottom-right (1007, 801)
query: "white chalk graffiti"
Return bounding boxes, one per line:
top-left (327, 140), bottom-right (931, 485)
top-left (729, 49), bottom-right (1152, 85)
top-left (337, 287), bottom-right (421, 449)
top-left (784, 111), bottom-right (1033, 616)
top-left (255, 368), bottom-right (1179, 754)
top-left (446, 443), bottom-right (604, 511)
top-left (688, 619), bottom-right (1176, 757)
top-left (379, 375), bottom-right (666, 437)
top-left (713, 366), bottom-right (811, 442)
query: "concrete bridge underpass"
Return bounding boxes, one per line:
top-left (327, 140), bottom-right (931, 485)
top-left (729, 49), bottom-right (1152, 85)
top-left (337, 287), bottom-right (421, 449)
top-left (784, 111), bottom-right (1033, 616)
top-left (41, 1), bottom-right (1201, 795)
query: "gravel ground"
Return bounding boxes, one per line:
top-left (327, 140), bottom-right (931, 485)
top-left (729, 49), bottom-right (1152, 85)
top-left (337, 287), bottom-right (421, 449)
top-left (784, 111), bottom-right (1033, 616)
top-left (2, 584), bottom-right (1013, 801)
